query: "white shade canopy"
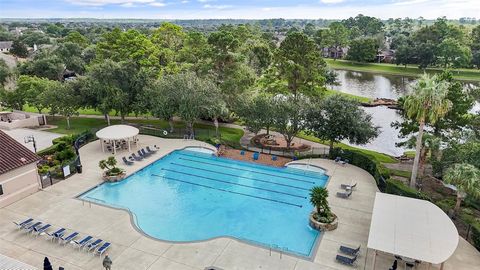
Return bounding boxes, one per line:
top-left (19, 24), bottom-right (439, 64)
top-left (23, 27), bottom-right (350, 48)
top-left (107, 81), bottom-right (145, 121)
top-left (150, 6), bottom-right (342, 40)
top-left (368, 192), bottom-right (458, 265)
top-left (96, 125), bottom-right (139, 141)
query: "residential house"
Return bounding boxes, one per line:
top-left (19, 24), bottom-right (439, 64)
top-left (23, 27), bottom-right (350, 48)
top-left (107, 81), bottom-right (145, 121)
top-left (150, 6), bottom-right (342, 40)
top-left (0, 41), bottom-right (13, 53)
top-left (0, 130), bottom-right (41, 208)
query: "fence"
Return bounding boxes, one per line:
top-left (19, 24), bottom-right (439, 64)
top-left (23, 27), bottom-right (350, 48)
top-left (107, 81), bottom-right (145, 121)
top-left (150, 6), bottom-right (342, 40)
top-left (243, 144), bottom-right (330, 159)
top-left (137, 125), bottom-right (221, 141)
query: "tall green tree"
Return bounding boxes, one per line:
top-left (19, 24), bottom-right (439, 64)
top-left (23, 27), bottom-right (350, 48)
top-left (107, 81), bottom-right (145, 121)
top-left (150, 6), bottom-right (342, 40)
top-left (443, 163), bottom-right (480, 215)
top-left (0, 59), bottom-right (10, 86)
top-left (271, 94), bottom-right (310, 149)
top-left (305, 94), bottom-right (379, 152)
top-left (436, 38), bottom-right (472, 68)
top-left (51, 82), bottom-right (81, 129)
top-left (10, 40), bottom-right (28, 58)
top-left (403, 74), bottom-right (452, 188)
top-left (237, 93), bottom-right (276, 135)
top-left (347, 38), bottom-right (377, 62)
top-left (328, 22), bottom-right (349, 60)
top-left (273, 32), bottom-right (327, 98)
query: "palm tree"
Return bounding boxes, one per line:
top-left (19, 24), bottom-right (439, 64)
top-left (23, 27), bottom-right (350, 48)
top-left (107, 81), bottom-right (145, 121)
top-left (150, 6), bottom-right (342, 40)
top-left (403, 74), bottom-right (451, 188)
top-left (443, 163), bottom-right (480, 215)
top-left (310, 186), bottom-right (332, 222)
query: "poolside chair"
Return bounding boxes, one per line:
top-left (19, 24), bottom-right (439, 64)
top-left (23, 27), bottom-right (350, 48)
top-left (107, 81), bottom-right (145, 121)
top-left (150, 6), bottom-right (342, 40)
top-left (94, 242), bottom-right (111, 256)
top-left (341, 159), bottom-right (349, 166)
top-left (13, 218), bottom-right (33, 229)
top-left (141, 148), bottom-right (151, 157)
top-left (336, 254), bottom-right (357, 266)
top-left (85, 239), bottom-right (102, 252)
top-left (240, 150), bottom-right (245, 155)
top-left (60, 232), bottom-right (79, 245)
top-left (138, 150), bottom-right (148, 158)
top-left (24, 222), bottom-right (42, 233)
top-left (130, 153), bottom-right (143, 161)
top-left (340, 183), bottom-right (357, 190)
top-left (339, 244), bottom-right (361, 256)
top-left (73, 235), bottom-right (93, 249)
top-left (272, 155), bottom-right (277, 161)
top-left (154, 145), bottom-right (160, 150)
top-left (146, 146), bottom-right (157, 153)
top-left (33, 224), bottom-right (51, 237)
top-left (336, 190), bottom-right (353, 199)
top-left (46, 228), bottom-right (66, 241)
top-left (122, 156), bottom-right (134, 165)
top-left (253, 152), bottom-right (259, 160)
top-left (334, 157), bottom-right (342, 163)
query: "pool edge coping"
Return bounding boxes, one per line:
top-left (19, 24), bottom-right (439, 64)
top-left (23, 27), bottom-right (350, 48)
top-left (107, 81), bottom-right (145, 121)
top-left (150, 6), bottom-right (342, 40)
top-left (74, 144), bottom-right (332, 262)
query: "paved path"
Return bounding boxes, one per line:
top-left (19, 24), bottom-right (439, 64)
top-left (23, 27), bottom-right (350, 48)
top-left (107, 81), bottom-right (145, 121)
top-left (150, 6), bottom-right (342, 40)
top-left (2, 128), bottom-right (62, 152)
top-left (0, 136), bottom-right (478, 270)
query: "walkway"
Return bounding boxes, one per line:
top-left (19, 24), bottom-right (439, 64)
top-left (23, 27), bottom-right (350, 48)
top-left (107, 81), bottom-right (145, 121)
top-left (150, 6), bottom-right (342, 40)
top-left (0, 136), bottom-right (478, 270)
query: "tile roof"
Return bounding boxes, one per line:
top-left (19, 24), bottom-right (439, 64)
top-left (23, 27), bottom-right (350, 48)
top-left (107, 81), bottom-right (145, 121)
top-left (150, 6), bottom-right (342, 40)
top-left (0, 130), bottom-right (40, 175)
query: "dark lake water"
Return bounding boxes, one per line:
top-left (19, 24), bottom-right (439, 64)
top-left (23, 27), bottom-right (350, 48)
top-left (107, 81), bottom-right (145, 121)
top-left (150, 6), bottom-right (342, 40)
top-left (330, 70), bottom-right (479, 156)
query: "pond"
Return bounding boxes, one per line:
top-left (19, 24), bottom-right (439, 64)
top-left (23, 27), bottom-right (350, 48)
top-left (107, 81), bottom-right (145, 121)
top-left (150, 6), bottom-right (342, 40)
top-left (330, 70), bottom-right (479, 157)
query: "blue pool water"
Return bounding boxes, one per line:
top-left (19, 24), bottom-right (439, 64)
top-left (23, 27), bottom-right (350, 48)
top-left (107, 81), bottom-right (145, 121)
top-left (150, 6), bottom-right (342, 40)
top-left (80, 148), bottom-right (329, 257)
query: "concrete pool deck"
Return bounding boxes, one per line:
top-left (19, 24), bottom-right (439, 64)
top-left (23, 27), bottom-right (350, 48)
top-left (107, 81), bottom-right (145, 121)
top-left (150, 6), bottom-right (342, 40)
top-left (0, 135), bottom-right (478, 270)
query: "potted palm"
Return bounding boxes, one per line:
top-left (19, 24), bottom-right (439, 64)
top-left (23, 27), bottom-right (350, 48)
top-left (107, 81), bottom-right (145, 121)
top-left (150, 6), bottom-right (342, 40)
top-left (309, 186), bottom-right (338, 231)
top-left (99, 156), bottom-right (126, 182)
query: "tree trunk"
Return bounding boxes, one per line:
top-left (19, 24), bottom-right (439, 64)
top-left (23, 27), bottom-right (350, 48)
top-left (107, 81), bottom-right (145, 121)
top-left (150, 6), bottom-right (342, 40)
top-left (105, 114), bottom-right (111, 126)
top-left (213, 117), bottom-right (219, 138)
top-left (329, 141), bottom-right (334, 153)
top-left (410, 120), bottom-right (425, 188)
top-left (266, 126), bottom-right (270, 135)
top-left (454, 194), bottom-right (462, 215)
top-left (66, 116), bottom-right (71, 130)
top-left (418, 146), bottom-right (426, 177)
top-left (168, 117), bottom-right (174, 133)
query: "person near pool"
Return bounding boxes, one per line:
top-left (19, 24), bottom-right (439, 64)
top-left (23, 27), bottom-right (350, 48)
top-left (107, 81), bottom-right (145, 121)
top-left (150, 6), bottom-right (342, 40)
top-left (103, 254), bottom-right (113, 270)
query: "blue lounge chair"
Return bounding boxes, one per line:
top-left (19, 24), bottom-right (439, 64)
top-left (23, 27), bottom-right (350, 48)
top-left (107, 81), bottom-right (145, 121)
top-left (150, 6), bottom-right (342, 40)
top-left (146, 146), bottom-right (157, 153)
top-left (13, 218), bottom-right (33, 229)
top-left (240, 150), bottom-right (245, 155)
top-left (141, 148), bottom-right (151, 157)
top-left (24, 222), bottom-right (42, 233)
top-left (60, 232), bottom-right (79, 245)
top-left (341, 183), bottom-right (357, 190)
top-left (339, 244), bottom-right (361, 256)
top-left (272, 155), bottom-right (277, 161)
top-left (33, 224), bottom-right (51, 237)
top-left (122, 156), bottom-right (133, 165)
top-left (253, 152), bottom-right (259, 160)
top-left (138, 150), bottom-right (147, 158)
top-left (86, 239), bottom-right (102, 252)
top-left (131, 153), bottom-right (143, 161)
top-left (337, 190), bottom-right (353, 199)
top-left (47, 228), bottom-right (66, 241)
top-left (73, 235), bottom-right (93, 249)
top-left (94, 242), bottom-right (111, 256)
top-left (336, 254), bottom-right (357, 266)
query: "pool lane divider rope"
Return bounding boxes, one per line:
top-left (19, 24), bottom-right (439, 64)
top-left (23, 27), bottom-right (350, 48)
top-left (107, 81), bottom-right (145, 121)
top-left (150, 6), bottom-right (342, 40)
top-left (151, 174), bottom-right (303, 208)
top-left (159, 168), bottom-right (307, 199)
top-left (170, 162), bottom-right (311, 191)
top-left (177, 157), bottom-right (316, 184)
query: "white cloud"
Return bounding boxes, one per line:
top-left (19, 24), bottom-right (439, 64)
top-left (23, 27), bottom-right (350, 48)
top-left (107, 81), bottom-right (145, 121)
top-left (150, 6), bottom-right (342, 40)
top-left (198, 0), bottom-right (214, 2)
top-left (181, 0), bottom-right (190, 3)
top-left (320, 0), bottom-right (345, 3)
top-left (203, 4), bottom-right (232, 9)
top-left (149, 1), bottom-right (166, 7)
top-left (67, 0), bottom-right (154, 6)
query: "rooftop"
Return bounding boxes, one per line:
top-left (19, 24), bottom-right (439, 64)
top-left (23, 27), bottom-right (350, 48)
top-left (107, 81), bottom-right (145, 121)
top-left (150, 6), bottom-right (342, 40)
top-left (0, 130), bottom-right (40, 175)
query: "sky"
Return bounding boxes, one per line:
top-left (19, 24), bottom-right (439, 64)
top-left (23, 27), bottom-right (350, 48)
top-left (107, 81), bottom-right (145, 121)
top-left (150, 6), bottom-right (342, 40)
top-left (0, 0), bottom-right (479, 19)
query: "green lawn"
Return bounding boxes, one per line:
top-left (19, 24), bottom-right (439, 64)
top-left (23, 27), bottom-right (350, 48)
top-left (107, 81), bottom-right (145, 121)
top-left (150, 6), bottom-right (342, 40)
top-left (297, 132), bottom-right (398, 164)
top-left (325, 89), bottom-right (371, 103)
top-left (326, 59), bottom-right (480, 82)
top-left (389, 168), bottom-right (412, 179)
top-left (46, 116), bottom-right (244, 147)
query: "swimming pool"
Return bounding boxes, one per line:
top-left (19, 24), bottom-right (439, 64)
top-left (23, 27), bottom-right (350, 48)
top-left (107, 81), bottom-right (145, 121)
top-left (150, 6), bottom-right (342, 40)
top-left (80, 148), bottom-right (329, 257)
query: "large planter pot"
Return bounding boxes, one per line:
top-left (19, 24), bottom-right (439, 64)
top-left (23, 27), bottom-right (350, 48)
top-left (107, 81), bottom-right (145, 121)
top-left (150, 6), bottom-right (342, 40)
top-left (309, 212), bottom-right (338, 231)
top-left (102, 171), bottom-right (126, 182)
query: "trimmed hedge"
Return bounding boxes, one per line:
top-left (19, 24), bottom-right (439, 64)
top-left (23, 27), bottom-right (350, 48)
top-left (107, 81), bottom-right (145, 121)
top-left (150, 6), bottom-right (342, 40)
top-left (329, 148), bottom-right (390, 191)
top-left (385, 179), bottom-right (431, 201)
top-left (472, 223), bottom-right (480, 252)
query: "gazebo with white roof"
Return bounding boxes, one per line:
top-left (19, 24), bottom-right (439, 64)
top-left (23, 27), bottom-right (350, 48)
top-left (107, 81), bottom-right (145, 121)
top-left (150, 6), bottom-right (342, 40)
top-left (368, 192), bottom-right (459, 270)
top-left (96, 125), bottom-right (139, 154)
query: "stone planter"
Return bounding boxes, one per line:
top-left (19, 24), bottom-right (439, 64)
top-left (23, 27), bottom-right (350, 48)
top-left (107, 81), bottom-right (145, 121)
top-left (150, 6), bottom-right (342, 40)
top-left (102, 171), bottom-right (126, 182)
top-left (309, 212), bottom-right (338, 231)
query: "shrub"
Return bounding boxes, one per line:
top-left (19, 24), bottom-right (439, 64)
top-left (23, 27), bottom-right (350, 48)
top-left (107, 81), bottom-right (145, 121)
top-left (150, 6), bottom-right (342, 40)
top-left (54, 148), bottom-right (75, 162)
top-left (385, 179), bottom-right (431, 201)
top-left (310, 186), bottom-right (334, 223)
top-left (436, 198), bottom-right (455, 213)
top-left (472, 222), bottom-right (480, 251)
top-left (329, 148), bottom-right (390, 191)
